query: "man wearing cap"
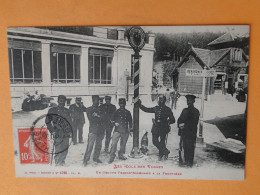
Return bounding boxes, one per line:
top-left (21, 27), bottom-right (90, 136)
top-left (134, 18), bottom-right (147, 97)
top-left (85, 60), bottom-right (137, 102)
top-left (108, 98), bottom-right (132, 163)
top-left (83, 95), bottom-right (104, 165)
top-left (138, 95), bottom-right (175, 160)
top-left (69, 97), bottom-right (87, 145)
top-left (99, 96), bottom-right (116, 153)
top-left (177, 94), bottom-right (200, 167)
top-left (45, 95), bottom-right (72, 166)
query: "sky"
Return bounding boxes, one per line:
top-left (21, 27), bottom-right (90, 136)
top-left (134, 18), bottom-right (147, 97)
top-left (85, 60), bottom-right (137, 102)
top-left (142, 25), bottom-right (249, 35)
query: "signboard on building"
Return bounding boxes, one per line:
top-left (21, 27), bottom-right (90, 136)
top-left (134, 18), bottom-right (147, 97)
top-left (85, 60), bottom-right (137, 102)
top-left (186, 69), bottom-right (216, 77)
top-left (186, 69), bottom-right (203, 77)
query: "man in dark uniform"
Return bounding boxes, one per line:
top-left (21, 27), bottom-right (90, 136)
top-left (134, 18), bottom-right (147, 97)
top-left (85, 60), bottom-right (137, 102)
top-left (69, 97), bottom-right (87, 145)
top-left (108, 98), bottom-right (132, 163)
top-left (138, 95), bottom-right (175, 160)
top-left (177, 94), bottom-right (200, 167)
top-left (45, 95), bottom-right (72, 166)
top-left (99, 96), bottom-right (117, 153)
top-left (83, 95), bottom-right (104, 166)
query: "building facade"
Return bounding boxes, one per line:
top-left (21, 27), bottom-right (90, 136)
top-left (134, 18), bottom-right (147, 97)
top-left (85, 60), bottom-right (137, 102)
top-left (8, 27), bottom-right (155, 106)
top-left (175, 31), bottom-right (249, 96)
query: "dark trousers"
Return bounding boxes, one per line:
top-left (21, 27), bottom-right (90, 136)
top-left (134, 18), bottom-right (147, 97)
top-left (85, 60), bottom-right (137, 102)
top-left (109, 132), bottom-right (129, 161)
top-left (152, 132), bottom-right (167, 156)
top-left (83, 133), bottom-right (104, 163)
top-left (53, 137), bottom-right (70, 166)
top-left (183, 136), bottom-right (196, 166)
top-left (104, 125), bottom-right (114, 150)
top-left (72, 121), bottom-right (84, 143)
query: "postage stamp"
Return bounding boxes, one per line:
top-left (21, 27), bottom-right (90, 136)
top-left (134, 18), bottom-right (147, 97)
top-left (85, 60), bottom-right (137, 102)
top-left (18, 128), bottom-right (49, 164)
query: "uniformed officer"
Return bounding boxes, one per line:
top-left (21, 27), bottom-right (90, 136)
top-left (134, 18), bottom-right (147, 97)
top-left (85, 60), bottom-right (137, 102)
top-left (99, 96), bottom-right (117, 153)
top-left (108, 98), bottom-right (132, 163)
top-left (83, 95), bottom-right (104, 166)
top-left (69, 97), bottom-right (87, 145)
top-left (177, 94), bottom-right (200, 167)
top-left (138, 95), bottom-right (175, 160)
top-left (45, 95), bottom-right (72, 166)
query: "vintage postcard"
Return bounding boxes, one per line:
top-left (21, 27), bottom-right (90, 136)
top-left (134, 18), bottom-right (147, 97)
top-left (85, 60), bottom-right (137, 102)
top-left (8, 25), bottom-right (249, 179)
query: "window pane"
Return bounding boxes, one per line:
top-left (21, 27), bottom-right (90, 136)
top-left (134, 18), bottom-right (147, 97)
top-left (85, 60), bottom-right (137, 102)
top-left (88, 55), bottom-right (94, 83)
top-left (58, 53), bottom-right (66, 81)
top-left (94, 55), bottom-right (100, 83)
top-left (107, 57), bottom-right (112, 84)
top-left (101, 56), bottom-right (107, 84)
top-left (8, 49), bottom-right (13, 80)
top-left (67, 54), bottom-right (73, 82)
top-left (33, 51), bottom-right (42, 82)
top-left (51, 52), bottom-right (57, 82)
top-left (75, 55), bottom-right (80, 81)
top-left (23, 50), bottom-right (33, 80)
top-left (13, 49), bottom-right (23, 80)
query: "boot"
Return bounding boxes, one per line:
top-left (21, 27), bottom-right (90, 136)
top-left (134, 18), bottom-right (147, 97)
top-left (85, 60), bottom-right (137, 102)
top-left (119, 155), bottom-right (127, 160)
top-left (164, 149), bottom-right (170, 160)
top-left (93, 159), bottom-right (103, 163)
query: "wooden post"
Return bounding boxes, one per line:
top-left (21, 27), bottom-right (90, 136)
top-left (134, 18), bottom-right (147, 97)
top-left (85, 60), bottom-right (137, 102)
top-left (198, 66), bottom-right (206, 143)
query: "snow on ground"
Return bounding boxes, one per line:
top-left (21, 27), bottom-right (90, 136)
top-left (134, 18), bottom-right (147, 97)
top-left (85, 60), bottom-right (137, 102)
top-left (12, 94), bottom-right (247, 179)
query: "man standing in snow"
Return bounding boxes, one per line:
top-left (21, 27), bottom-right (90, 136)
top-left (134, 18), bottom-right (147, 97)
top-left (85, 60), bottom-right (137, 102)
top-left (138, 95), bottom-right (175, 160)
top-left (177, 94), bottom-right (200, 167)
top-left (108, 98), bottom-right (132, 163)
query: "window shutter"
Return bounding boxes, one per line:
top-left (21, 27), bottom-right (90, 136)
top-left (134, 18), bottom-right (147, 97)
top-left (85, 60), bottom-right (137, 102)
top-left (51, 44), bottom-right (81, 55)
top-left (8, 39), bottom-right (42, 51)
top-left (89, 48), bottom-right (114, 56)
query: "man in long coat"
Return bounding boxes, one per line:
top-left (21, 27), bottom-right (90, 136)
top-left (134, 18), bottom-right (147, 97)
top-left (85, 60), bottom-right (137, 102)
top-left (45, 95), bottom-right (72, 166)
top-left (177, 94), bottom-right (200, 167)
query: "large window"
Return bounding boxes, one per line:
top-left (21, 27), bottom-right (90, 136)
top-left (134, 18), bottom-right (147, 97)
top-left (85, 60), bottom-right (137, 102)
top-left (88, 49), bottom-right (113, 84)
top-left (8, 48), bottom-right (42, 84)
top-left (50, 44), bottom-right (81, 83)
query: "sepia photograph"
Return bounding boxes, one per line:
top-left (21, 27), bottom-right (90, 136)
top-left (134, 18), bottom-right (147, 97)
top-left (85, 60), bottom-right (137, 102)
top-left (8, 25), bottom-right (249, 180)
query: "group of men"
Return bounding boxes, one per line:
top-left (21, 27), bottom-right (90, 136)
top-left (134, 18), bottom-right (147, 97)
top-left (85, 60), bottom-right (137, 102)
top-left (45, 93), bottom-right (200, 168)
top-left (46, 95), bottom-right (132, 166)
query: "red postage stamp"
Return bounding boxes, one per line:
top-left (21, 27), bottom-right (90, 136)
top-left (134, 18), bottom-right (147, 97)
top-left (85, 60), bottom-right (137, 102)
top-left (18, 128), bottom-right (50, 164)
